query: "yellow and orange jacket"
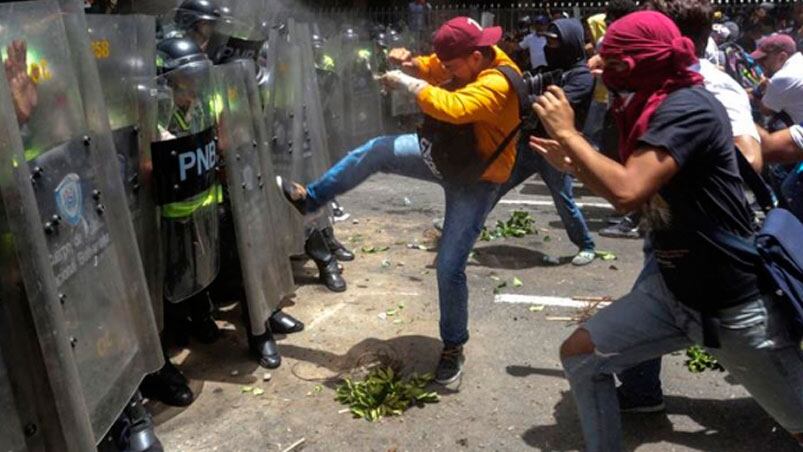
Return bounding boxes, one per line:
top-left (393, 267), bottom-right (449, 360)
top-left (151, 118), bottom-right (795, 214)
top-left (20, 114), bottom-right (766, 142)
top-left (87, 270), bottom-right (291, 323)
top-left (414, 46), bottom-right (521, 184)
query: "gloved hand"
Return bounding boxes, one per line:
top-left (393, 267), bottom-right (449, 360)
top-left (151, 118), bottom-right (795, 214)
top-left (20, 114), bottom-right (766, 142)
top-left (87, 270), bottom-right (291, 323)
top-left (380, 70), bottom-right (429, 95)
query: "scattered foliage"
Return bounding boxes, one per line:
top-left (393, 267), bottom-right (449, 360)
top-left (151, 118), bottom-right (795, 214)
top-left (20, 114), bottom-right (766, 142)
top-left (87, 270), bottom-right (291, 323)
top-left (335, 368), bottom-right (439, 422)
top-left (481, 211), bottom-right (536, 241)
top-left (685, 345), bottom-right (725, 373)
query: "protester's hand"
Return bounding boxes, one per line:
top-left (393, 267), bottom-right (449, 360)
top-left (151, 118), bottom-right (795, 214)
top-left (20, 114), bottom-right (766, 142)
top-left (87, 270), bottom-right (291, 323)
top-left (529, 135), bottom-right (575, 174)
top-left (379, 70), bottom-right (428, 95)
top-left (388, 47), bottom-right (421, 76)
top-left (380, 70), bottom-right (406, 91)
top-left (587, 54), bottom-right (603, 77)
top-left (533, 86), bottom-right (578, 141)
top-left (388, 47), bottom-right (412, 65)
top-left (4, 40), bottom-right (38, 125)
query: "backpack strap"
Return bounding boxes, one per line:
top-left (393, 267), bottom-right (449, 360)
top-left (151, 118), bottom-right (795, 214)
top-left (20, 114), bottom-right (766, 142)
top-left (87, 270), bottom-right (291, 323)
top-left (497, 65), bottom-right (530, 118)
top-left (733, 146), bottom-right (777, 213)
top-left (472, 65), bottom-right (526, 178)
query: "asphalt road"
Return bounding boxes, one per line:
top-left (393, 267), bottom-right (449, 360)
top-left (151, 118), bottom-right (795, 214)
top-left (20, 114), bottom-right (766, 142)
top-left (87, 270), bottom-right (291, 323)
top-left (154, 173), bottom-right (800, 452)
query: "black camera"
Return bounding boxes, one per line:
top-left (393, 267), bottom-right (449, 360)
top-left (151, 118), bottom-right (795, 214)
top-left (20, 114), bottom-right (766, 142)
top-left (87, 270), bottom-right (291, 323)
top-left (522, 68), bottom-right (564, 103)
top-left (520, 68), bottom-right (565, 134)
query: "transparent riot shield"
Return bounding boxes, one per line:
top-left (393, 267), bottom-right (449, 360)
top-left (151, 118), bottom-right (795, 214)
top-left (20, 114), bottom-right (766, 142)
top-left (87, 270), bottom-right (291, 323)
top-left (310, 26), bottom-right (348, 163)
top-left (296, 22), bottom-right (337, 234)
top-left (152, 56), bottom-right (221, 303)
top-left (0, 0), bottom-right (162, 443)
top-left (297, 22), bottom-right (333, 182)
top-left (205, 0), bottom-right (268, 65)
top-left (261, 24), bottom-right (305, 255)
top-left (214, 61), bottom-right (294, 334)
top-left (237, 59), bottom-right (297, 296)
top-left (0, 348), bottom-right (26, 452)
top-left (87, 14), bottom-right (164, 330)
top-left (384, 30), bottom-right (419, 120)
top-left (338, 28), bottom-right (385, 149)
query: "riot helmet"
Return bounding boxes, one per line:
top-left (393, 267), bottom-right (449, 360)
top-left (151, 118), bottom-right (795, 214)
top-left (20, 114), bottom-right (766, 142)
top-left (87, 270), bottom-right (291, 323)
top-left (369, 23), bottom-right (386, 41)
top-left (175, 0), bottom-right (221, 30)
top-left (374, 31), bottom-right (388, 49)
top-left (312, 33), bottom-right (325, 51)
top-left (386, 29), bottom-right (403, 47)
top-left (342, 27), bottom-right (360, 43)
top-left (174, 0), bottom-right (221, 51)
top-left (156, 37), bottom-right (213, 114)
top-left (157, 37), bottom-right (209, 75)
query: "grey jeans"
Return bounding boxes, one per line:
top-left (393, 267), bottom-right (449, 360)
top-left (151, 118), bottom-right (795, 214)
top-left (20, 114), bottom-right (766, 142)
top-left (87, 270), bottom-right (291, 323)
top-left (562, 262), bottom-right (803, 451)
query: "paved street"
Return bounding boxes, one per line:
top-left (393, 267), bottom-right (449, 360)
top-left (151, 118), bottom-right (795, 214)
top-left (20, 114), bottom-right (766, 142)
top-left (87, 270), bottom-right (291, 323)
top-left (154, 173), bottom-right (800, 452)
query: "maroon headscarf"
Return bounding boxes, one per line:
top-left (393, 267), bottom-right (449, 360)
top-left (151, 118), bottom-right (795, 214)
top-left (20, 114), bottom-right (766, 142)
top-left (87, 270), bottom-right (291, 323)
top-left (600, 11), bottom-right (704, 161)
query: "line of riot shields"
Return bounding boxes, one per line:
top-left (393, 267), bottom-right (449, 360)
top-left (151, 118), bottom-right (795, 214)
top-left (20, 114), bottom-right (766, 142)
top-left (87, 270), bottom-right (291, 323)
top-left (0, 0), bottom-right (410, 449)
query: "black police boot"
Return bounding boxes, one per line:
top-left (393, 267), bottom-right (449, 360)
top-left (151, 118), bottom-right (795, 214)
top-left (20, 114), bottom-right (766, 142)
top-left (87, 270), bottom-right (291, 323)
top-left (249, 328), bottom-right (281, 369)
top-left (125, 391), bottom-right (163, 451)
top-left (189, 291), bottom-right (221, 344)
top-left (100, 391), bottom-right (163, 452)
top-left (140, 359), bottom-right (193, 407)
top-left (269, 310), bottom-right (305, 335)
top-left (305, 229), bottom-right (347, 292)
top-left (322, 226), bottom-right (354, 262)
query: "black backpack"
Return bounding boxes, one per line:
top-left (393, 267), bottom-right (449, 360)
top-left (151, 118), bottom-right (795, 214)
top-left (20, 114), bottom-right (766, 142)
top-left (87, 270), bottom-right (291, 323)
top-left (417, 65), bottom-right (528, 185)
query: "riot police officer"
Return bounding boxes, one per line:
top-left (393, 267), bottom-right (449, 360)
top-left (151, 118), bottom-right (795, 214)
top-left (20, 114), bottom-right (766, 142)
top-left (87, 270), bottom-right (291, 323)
top-left (140, 37), bottom-right (221, 407)
top-left (172, 0), bottom-right (313, 364)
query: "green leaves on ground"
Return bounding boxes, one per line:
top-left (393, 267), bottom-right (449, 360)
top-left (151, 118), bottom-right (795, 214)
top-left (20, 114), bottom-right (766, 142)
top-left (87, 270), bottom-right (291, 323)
top-left (685, 345), bottom-right (724, 373)
top-left (595, 250), bottom-right (617, 261)
top-left (361, 245), bottom-right (390, 254)
top-left (335, 367), bottom-right (439, 422)
top-left (491, 275), bottom-right (524, 293)
top-left (481, 211), bottom-right (536, 241)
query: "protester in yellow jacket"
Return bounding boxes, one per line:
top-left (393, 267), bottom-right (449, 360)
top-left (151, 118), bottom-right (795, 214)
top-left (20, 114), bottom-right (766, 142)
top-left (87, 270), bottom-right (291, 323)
top-left (277, 17), bottom-right (523, 386)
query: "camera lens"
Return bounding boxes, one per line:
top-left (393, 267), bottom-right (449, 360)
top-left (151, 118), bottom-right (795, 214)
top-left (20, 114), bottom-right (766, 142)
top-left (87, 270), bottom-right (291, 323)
top-left (523, 68), bottom-right (564, 100)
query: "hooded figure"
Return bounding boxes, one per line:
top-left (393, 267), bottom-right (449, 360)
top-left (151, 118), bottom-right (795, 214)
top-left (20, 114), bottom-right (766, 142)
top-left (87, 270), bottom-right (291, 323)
top-left (540, 18), bottom-right (595, 128)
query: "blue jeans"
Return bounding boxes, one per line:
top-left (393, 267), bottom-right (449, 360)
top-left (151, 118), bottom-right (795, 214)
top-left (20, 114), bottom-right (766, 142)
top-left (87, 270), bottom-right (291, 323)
top-left (618, 242), bottom-right (663, 403)
top-left (564, 261), bottom-right (803, 451)
top-left (306, 134), bottom-right (501, 346)
top-left (495, 139), bottom-right (595, 252)
top-left (582, 100), bottom-right (608, 150)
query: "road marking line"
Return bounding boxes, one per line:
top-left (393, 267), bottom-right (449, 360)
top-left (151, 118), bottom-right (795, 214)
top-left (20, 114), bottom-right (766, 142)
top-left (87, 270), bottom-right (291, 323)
top-left (499, 199), bottom-right (613, 209)
top-left (494, 294), bottom-right (612, 309)
top-left (308, 302), bottom-right (346, 330)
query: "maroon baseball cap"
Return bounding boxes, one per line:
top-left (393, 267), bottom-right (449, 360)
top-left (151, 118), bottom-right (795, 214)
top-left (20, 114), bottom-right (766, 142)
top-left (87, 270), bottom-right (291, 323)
top-left (432, 17), bottom-right (503, 61)
top-left (751, 34), bottom-right (797, 60)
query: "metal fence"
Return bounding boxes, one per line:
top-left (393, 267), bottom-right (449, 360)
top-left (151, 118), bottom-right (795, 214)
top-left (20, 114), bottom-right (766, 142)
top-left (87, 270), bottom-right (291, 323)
top-left (295, 0), bottom-right (798, 35)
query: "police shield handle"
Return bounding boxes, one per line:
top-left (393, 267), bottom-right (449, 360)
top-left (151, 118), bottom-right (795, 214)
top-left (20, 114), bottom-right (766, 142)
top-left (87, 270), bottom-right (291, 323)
top-left (388, 47), bottom-right (420, 77)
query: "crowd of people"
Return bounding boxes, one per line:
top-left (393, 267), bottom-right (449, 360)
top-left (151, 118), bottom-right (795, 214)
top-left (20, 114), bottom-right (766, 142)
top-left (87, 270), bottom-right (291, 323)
top-left (280, 0), bottom-right (803, 449)
top-left (1, 0), bottom-right (802, 450)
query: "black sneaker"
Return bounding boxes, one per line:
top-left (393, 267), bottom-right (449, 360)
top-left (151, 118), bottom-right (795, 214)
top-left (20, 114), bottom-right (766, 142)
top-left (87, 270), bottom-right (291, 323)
top-left (617, 388), bottom-right (666, 413)
top-left (599, 216), bottom-right (641, 239)
top-left (276, 176), bottom-right (307, 215)
top-left (435, 345), bottom-right (465, 385)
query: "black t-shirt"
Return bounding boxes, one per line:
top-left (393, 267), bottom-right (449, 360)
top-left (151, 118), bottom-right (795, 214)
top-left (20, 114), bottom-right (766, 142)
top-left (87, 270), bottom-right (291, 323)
top-left (638, 87), bottom-right (760, 310)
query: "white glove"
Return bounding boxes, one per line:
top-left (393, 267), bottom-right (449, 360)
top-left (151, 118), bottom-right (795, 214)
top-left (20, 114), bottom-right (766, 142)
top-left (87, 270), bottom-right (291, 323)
top-left (380, 70), bottom-right (429, 95)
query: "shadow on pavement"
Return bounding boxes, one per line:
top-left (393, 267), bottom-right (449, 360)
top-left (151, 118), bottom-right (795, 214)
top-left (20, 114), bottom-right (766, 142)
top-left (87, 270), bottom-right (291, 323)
top-left (473, 244), bottom-right (572, 269)
top-left (506, 365), bottom-right (565, 379)
top-left (279, 335), bottom-right (452, 392)
top-left (509, 367), bottom-right (799, 451)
